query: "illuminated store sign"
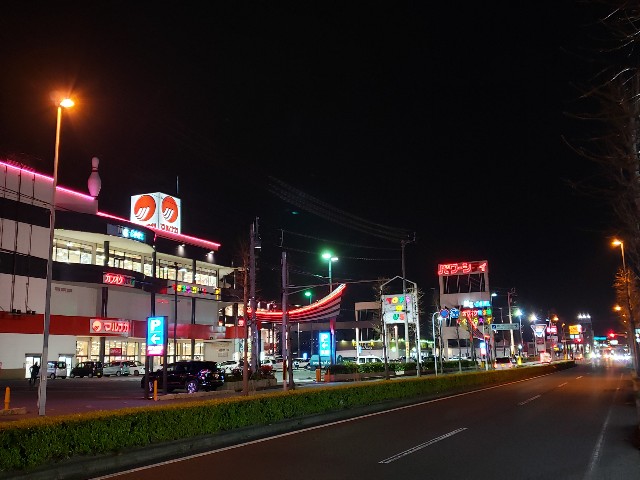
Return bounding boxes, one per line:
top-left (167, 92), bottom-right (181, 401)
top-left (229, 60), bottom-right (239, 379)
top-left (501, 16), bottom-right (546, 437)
top-left (130, 192), bottom-right (182, 234)
top-left (460, 308), bottom-right (493, 325)
top-left (107, 223), bottom-right (146, 242)
top-left (462, 300), bottom-right (491, 308)
top-left (103, 273), bottom-right (136, 287)
top-left (438, 261), bottom-right (489, 276)
top-left (90, 318), bottom-right (130, 336)
top-left (166, 283), bottom-right (221, 299)
top-left (382, 293), bottom-right (416, 324)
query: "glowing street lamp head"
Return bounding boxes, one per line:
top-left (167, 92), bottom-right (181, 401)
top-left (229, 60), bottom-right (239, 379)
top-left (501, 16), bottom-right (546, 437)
top-left (59, 98), bottom-right (74, 108)
top-left (321, 252), bottom-right (338, 262)
top-left (612, 239), bottom-right (622, 247)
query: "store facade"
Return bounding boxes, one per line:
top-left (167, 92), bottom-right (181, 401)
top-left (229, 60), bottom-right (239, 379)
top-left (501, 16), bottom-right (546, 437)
top-left (0, 158), bottom-right (244, 379)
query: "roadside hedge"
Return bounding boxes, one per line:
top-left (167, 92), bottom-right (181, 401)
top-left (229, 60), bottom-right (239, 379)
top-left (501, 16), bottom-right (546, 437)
top-left (0, 362), bottom-right (573, 474)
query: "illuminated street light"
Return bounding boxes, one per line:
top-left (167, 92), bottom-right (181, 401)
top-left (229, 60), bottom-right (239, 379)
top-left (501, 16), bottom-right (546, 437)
top-left (611, 238), bottom-right (639, 374)
top-left (304, 290), bottom-right (312, 304)
top-left (39, 96), bottom-right (74, 416)
top-left (321, 252), bottom-right (338, 293)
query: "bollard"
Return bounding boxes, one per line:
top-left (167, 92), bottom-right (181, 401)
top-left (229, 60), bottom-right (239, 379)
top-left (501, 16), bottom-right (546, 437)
top-left (153, 379), bottom-right (158, 401)
top-left (315, 367), bottom-right (321, 382)
top-left (4, 386), bottom-right (9, 410)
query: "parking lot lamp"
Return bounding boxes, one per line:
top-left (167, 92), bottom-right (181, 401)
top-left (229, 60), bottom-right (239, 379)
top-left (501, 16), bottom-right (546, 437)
top-left (39, 97), bottom-right (74, 416)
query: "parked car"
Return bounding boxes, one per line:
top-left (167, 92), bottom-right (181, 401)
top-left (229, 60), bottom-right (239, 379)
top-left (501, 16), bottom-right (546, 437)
top-left (47, 361), bottom-right (67, 379)
top-left (70, 361), bottom-right (103, 378)
top-left (294, 357), bottom-right (309, 369)
top-left (356, 355), bottom-right (383, 364)
top-left (125, 360), bottom-right (145, 376)
top-left (272, 357), bottom-right (300, 371)
top-left (103, 361), bottom-right (130, 377)
top-left (219, 360), bottom-right (240, 374)
top-left (493, 357), bottom-right (514, 370)
top-left (142, 360), bottom-right (224, 393)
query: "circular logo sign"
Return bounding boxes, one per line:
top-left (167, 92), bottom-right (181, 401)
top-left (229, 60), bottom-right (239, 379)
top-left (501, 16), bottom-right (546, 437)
top-left (161, 195), bottom-right (179, 223)
top-left (133, 195), bottom-right (156, 222)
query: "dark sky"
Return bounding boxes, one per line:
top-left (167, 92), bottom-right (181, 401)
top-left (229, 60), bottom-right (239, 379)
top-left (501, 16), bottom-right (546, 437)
top-left (0, 2), bottom-right (621, 334)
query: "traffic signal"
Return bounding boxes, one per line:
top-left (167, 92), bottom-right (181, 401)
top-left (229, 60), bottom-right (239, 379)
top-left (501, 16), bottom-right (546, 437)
top-left (608, 331), bottom-right (616, 339)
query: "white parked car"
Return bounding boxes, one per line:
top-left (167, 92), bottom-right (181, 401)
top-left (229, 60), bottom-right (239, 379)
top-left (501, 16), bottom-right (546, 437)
top-left (219, 360), bottom-right (240, 374)
top-left (47, 361), bottom-right (67, 379)
top-left (103, 361), bottom-right (130, 377)
top-left (125, 360), bottom-right (145, 376)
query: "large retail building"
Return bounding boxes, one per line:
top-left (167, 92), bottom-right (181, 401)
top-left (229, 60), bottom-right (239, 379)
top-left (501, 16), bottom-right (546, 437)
top-left (0, 157), bottom-right (245, 379)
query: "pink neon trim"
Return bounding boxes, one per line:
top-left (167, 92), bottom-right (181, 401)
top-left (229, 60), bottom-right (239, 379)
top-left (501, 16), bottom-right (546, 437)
top-left (0, 159), bottom-right (95, 200)
top-left (97, 211), bottom-right (221, 250)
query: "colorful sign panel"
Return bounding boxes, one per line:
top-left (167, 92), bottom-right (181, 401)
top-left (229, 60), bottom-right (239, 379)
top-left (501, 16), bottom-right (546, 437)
top-left (146, 316), bottom-right (166, 356)
top-left (382, 293), bottom-right (416, 324)
top-left (166, 283), bottom-right (221, 300)
top-left (130, 192), bottom-right (181, 234)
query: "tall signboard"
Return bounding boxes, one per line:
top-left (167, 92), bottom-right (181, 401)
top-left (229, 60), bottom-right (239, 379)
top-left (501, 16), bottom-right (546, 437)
top-left (382, 293), bottom-right (417, 324)
top-left (146, 316), bottom-right (167, 356)
top-left (130, 192), bottom-right (182, 234)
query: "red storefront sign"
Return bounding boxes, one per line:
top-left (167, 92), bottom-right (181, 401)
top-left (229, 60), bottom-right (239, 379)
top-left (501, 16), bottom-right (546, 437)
top-left (90, 319), bottom-right (130, 336)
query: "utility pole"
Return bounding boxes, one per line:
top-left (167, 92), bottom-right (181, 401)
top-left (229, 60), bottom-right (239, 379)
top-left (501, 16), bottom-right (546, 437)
top-left (401, 240), bottom-right (410, 360)
top-left (281, 251), bottom-right (290, 391)
top-left (507, 288), bottom-right (516, 356)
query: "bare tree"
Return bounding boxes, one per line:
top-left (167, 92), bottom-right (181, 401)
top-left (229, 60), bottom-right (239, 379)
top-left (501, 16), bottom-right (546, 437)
top-left (564, 0), bottom-right (640, 373)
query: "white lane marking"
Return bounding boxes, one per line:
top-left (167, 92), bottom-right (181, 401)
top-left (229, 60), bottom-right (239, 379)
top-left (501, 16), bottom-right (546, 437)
top-left (558, 382), bottom-right (568, 388)
top-left (576, 376), bottom-right (583, 379)
top-left (582, 374), bottom-right (622, 480)
top-left (379, 428), bottom-right (467, 464)
top-left (518, 394), bottom-right (541, 405)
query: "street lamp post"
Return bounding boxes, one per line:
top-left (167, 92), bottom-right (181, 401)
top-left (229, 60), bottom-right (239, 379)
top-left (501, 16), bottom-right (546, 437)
top-left (431, 312), bottom-right (440, 376)
top-left (612, 239), bottom-right (639, 374)
top-left (321, 252), bottom-right (338, 293)
top-left (38, 97), bottom-right (74, 416)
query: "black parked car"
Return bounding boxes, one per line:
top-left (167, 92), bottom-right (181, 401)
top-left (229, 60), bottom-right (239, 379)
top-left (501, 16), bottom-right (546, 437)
top-left (142, 360), bottom-right (224, 393)
top-left (69, 361), bottom-right (103, 378)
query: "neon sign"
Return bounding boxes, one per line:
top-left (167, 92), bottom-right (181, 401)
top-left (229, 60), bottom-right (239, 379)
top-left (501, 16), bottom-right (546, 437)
top-left (437, 261), bottom-right (489, 276)
top-left (103, 273), bottom-right (136, 287)
top-left (90, 318), bottom-right (130, 336)
top-left (168, 284), bottom-right (221, 299)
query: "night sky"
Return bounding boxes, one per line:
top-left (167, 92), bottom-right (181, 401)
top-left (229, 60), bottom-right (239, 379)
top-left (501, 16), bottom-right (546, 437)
top-left (0, 2), bottom-right (621, 333)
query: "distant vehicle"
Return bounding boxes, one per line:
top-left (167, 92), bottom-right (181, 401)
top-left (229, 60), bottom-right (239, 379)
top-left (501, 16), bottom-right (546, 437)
top-left (103, 361), bottom-right (130, 377)
top-left (539, 352), bottom-right (552, 364)
top-left (70, 361), bottom-right (103, 378)
top-left (355, 355), bottom-right (383, 364)
top-left (306, 355), bottom-right (331, 369)
top-left (294, 357), bottom-right (308, 369)
top-left (493, 357), bottom-right (514, 370)
top-left (47, 361), bottom-right (67, 379)
top-left (273, 358), bottom-right (300, 371)
top-left (142, 360), bottom-right (224, 394)
top-left (125, 360), bottom-right (145, 376)
top-left (219, 360), bottom-right (240, 374)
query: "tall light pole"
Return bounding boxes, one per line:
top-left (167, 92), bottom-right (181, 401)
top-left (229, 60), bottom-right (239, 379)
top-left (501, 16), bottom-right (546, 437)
top-left (612, 239), bottom-right (639, 374)
top-left (321, 252), bottom-right (338, 293)
top-left (431, 312), bottom-right (440, 376)
top-left (39, 97), bottom-right (74, 416)
top-left (515, 308), bottom-right (524, 357)
top-left (507, 289), bottom-right (516, 356)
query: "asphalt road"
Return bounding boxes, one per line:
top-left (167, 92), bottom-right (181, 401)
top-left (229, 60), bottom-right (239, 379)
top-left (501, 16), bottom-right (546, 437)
top-left (87, 362), bottom-right (639, 480)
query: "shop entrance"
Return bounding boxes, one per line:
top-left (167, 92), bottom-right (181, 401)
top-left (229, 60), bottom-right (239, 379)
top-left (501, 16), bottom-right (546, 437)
top-left (24, 354), bottom-right (41, 379)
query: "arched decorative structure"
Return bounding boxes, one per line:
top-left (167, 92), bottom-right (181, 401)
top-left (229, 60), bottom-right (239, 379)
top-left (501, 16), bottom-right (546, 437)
top-left (253, 284), bottom-right (346, 323)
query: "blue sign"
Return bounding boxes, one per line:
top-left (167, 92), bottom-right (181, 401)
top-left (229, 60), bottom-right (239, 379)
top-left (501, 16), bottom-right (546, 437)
top-left (146, 316), bottom-right (166, 356)
top-left (319, 331), bottom-right (331, 356)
